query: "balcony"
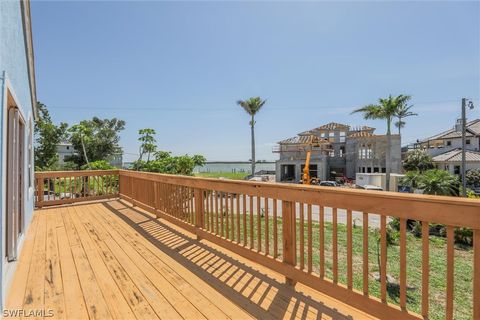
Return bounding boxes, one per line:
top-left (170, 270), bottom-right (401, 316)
top-left (6, 170), bottom-right (480, 319)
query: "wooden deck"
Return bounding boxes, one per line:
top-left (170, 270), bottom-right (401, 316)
top-left (6, 199), bottom-right (377, 320)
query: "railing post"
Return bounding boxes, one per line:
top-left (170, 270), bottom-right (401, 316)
top-left (474, 229), bottom-right (480, 319)
top-left (153, 182), bottom-right (160, 218)
top-left (282, 200), bottom-right (297, 285)
top-left (194, 189), bottom-right (205, 240)
top-left (36, 176), bottom-right (44, 208)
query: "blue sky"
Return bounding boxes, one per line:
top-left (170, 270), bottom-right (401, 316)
top-left (31, 1), bottom-right (480, 162)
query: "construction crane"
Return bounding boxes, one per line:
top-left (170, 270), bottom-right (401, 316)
top-left (301, 135), bottom-right (328, 185)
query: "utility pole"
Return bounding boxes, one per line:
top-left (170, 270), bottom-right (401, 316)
top-left (461, 98), bottom-right (475, 197)
top-left (461, 98), bottom-right (467, 197)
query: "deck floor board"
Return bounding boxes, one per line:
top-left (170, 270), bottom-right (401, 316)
top-left (6, 200), bottom-right (377, 320)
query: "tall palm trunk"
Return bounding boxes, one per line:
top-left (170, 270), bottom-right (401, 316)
top-left (251, 114), bottom-right (256, 176)
top-left (398, 116), bottom-right (402, 135)
top-left (386, 119), bottom-right (391, 191)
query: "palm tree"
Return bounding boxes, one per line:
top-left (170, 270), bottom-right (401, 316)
top-left (394, 104), bottom-right (417, 135)
top-left (352, 94), bottom-right (411, 191)
top-left (418, 169), bottom-right (459, 196)
top-left (237, 97), bottom-right (266, 176)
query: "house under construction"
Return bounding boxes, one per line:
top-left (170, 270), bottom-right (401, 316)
top-left (273, 122), bottom-right (402, 182)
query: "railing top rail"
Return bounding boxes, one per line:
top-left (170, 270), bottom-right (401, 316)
top-left (35, 169), bottom-right (120, 178)
top-left (119, 170), bottom-right (480, 229)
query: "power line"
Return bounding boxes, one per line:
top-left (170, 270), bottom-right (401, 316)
top-left (46, 99), bottom-right (479, 111)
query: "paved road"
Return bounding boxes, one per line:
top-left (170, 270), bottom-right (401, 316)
top-left (209, 196), bottom-right (386, 228)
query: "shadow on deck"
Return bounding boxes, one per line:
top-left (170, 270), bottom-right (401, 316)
top-left (103, 200), bottom-right (373, 320)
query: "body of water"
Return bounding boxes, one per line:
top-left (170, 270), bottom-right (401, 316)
top-left (194, 162), bottom-right (275, 174)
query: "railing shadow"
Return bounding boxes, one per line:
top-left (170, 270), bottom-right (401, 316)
top-left (102, 200), bottom-right (357, 320)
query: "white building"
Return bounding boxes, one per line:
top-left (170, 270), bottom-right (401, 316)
top-left (57, 141), bottom-right (76, 164)
top-left (414, 119), bottom-right (480, 175)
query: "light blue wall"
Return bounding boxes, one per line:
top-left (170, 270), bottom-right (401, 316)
top-left (0, 0), bottom-right (35, 309)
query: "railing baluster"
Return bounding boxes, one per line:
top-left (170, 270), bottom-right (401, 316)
top-left (215, 191), bottom-right (219, 235)
top-left (333, 207), bottom-right (338, 283)
top-left (307, 204), bottom-right (312, 273)
top-left (264, 197), bottom-right (269, 256)
top-left (422, 221), bottom-right (430, 319)
top-left (220, 192), bottom-right (224, 237)
top-left (236, 194), bottom-right (240, 243)
top-left (363, 212), bottom-right (369, 296)
top-left (400, 218), bottom-right (407, 310)
top-left (474, 229), bottom-right (480, 320)
top-left (347, 209), bottom-right (352, 289)
top-left (273, 199), bottom-right (278, 259)
top-left (243, 194), bottom-right (247, 246)
top-left (380, 215), bottom-right (387, 303)
top-left (250, 195), bottom-right (254, 249)
top-left (225, 193), bottom-right (229, 238)
top-left (319, 206), bottom-right (325, 279)
top-left (446, 226), bottom-right (454, 320)
top-left (230, 194), bottom-right (235, 240)
top-left (257, 196), bottom-right (262, 252)
top-left (210, 191), bottom-right (214, 233)
top-left (300, 203), bottom-right (305, 270)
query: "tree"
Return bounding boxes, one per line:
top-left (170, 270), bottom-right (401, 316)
top-left (403, 149), bottom-right (434, 172)
top-left (69, 123), bottom-right (92, 168)
top-left (466, 169), bottom-right (480, 187)
top-left (237, 97), bottom-right (266, 176)
top-left (394, 104), bottom-right (417, 135)
top-left (133, 151), bottom-right (206, 175)
top-left (34, 102), bottom-right (68, 170)
top-left (137, 128), bottom-right (157, 163)
top-left (352, 94), bottom-right (411, 191)
top-left (417, 169), bottom-right (459, 196)
top-left (68, 117), bottom-right (125, 167)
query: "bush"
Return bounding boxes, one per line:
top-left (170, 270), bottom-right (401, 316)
top-left (466, 169), bottom-right (480, 187)
top-left (81, 160), bottom-right (115, 170)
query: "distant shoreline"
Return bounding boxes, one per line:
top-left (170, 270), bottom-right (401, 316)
top-left (203, 161), bottom-right (275, 164)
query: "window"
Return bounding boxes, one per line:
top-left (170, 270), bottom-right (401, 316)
top-left (66, 146), bottom-right (70, 150)
top-left (28, 118), bottom-right (33, 189)
top-left (339, 146), bottom-right (345, 157)
top-left (339, 131), bottom-right (346, 143)
top-left (367, 167), bottom-right (372, 173)
top-left (466, 139), bottom-right (471, 145)
top-left (454, 166), bottom-right (460, 175)
top-left (446, 141), bottom-right (452, 146)
top-left (328, 132), bottom-right (335, 142)
top-left (381, 167), bottom-right (386, 173)
top-left (373, 167), bottom-right (379, 173)
top-left (329, 149), bottom-right (335, 157)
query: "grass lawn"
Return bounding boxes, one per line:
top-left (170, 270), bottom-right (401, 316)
top-left (195, 172), bottom-right (249, 180)
top-left (203, 211), bottom-right (473, 320)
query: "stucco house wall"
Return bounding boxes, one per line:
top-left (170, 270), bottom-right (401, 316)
top-left (0, 0), bottom-right (36, 309)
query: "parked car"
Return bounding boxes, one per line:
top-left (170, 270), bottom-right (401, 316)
top-left (356, 184), bottom-right (383, 191)
top-left (319, 181), bottom-right (338, 187)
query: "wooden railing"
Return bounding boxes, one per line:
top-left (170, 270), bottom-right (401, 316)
top-left (35, 170), bottom-right (119, 207)
top-left (118, 170), bottom-right (480, 320)
top-left (33, 169), bottom-right (480, 319)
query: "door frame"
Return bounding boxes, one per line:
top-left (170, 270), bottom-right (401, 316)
top-left (1, 76), bottom-right (28, 264)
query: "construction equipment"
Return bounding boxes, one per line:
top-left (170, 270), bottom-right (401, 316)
top-left (301, 135), bottom-right (328, 185)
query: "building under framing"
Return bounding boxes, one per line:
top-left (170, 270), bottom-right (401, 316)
top-left (274, 122), bottom-right (402, 182)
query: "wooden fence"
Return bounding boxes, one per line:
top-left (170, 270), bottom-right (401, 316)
top-left (35, 169), bottom-right (480, 319)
